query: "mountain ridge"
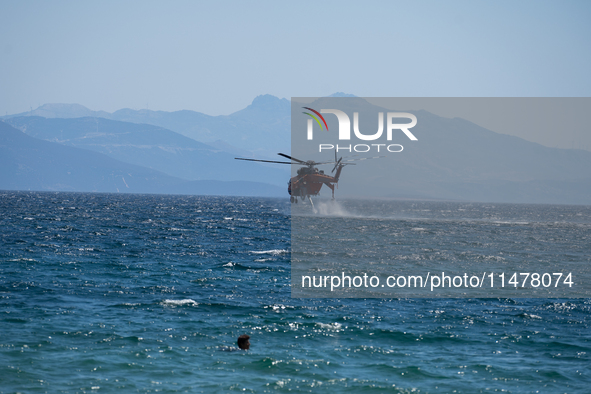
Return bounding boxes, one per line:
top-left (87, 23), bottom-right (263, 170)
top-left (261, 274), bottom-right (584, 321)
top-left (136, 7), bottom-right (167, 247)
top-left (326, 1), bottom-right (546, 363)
top-left (4, 116), bottom-right (289, 185)
top-left (0, 121), bottom-right (284, 196)
top-left (2, 95), bottom-right (291, 157)
top-left (3, 96), bottom-right (591, 204)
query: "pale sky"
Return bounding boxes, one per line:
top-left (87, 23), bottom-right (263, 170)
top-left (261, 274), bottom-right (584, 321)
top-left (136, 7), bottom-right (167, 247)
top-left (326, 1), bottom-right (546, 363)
top-left (1, 0), bottom-right (590, 149)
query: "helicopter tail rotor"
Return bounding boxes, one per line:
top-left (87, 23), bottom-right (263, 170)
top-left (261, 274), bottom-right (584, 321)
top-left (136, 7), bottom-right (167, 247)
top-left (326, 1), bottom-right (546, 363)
top-left (331, 157), bottom-right (343, 173)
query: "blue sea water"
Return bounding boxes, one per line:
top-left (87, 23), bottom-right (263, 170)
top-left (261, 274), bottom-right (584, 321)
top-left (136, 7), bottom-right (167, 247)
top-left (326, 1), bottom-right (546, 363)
top-left (291, 200), bottom-right (591, 298)
top-left (0, 191), bottom-right (590, 393)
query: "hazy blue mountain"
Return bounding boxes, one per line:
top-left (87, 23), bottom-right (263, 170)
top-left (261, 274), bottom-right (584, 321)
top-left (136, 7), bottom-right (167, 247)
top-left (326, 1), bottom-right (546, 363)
top-left (108, 94), bottom-right (291, 157)
top-left (4, 116), bottom-right (289, 186)
top-left (328, 92), bottom-right (358, 97)
top-left (294, 97), bottom-right (591, 204)
top-left (0, 122), bottom-right (284, 196)
top-left (2, 95), bottom-right (291, 158)
top-left (5, 96), bottom-right (591, 204)
top-left (3, 103), bottom-right (112, 119)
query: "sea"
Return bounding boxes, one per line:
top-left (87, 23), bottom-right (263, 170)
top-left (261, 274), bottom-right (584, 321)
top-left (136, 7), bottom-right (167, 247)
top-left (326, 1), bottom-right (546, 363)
top-left (0, 191), bottom-right (590, 393)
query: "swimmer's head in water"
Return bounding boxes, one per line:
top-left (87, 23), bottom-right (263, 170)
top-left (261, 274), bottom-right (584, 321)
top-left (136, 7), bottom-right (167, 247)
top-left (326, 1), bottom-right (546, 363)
top-left (237, 334), bottom-right (250, 350)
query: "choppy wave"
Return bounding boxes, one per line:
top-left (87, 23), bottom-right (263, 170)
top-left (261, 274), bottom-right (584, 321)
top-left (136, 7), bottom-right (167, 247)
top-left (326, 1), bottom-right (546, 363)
top-left (250, 249), bottom-right (288, 255)
top-left (161, 299), bottom-right (198, 306)
top-left (1, 192), bottom-right (589, 393)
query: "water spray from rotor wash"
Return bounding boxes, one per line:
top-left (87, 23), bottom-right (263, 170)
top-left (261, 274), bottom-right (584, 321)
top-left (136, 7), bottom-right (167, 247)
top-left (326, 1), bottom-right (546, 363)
top-left (296, 199), bottom-right (353, 217)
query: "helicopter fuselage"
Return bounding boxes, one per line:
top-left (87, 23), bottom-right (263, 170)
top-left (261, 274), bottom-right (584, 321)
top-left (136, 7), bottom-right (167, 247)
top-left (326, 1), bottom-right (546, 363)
top-left (234, 153), bottom-right (355, 203)
top-left (288, 164), bottom-right (344, 203)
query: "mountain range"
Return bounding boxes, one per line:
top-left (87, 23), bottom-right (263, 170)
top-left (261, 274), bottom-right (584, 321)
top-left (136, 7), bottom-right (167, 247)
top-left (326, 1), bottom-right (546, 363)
top-left (3, 94), bottom-right (291, 158)
top-left (292, 97), bottom-right (591, 204)
top-left (2, 95), bottom-right (590, 204)
top-left (3, 116), bottom-right (288, 185)
top-left (0, 121), bottom-right (284, 196)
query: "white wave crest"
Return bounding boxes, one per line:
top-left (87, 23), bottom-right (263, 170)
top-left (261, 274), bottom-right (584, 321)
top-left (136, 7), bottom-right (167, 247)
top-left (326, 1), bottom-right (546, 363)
top-left (250, 249), bottom-right (288, 255)
top-left (161, 299), bottom-right (198, 306)
top-left (316, 322), bottom-right (342, 330)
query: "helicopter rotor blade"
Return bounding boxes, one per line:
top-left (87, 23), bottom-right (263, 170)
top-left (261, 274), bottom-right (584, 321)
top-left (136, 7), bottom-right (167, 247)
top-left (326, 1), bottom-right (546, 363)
top-left (341, 156), bottom-right (385, 162)
top-left (277, 153), bottom-right (306, 164)
top-left (235, 158), bottom-right (293, 164)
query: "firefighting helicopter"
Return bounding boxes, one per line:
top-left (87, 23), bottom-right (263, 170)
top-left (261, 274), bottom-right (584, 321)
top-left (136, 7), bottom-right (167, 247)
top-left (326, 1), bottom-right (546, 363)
top-left (235, 152), bottom-right (380, 206)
